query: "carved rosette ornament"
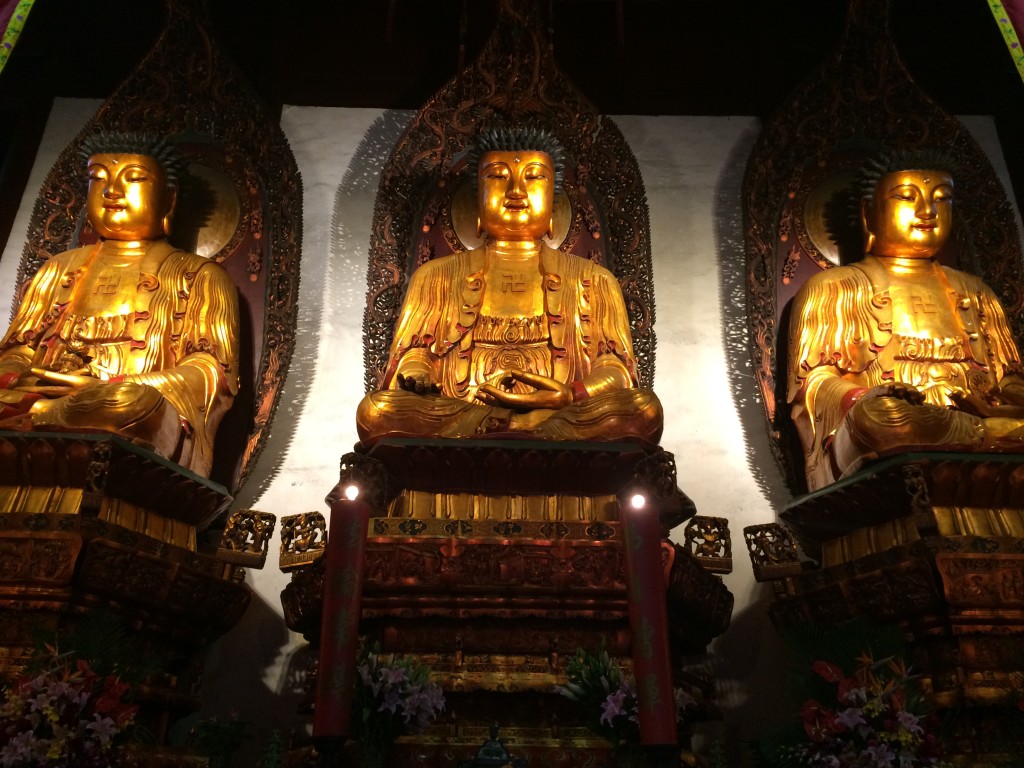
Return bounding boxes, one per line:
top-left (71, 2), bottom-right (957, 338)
top-left (742, 0), bottom-right (1024, 490)
top-left (14, 0), bottom-right (301, 494)
top-left (362, 0), bottom-right (656, 393)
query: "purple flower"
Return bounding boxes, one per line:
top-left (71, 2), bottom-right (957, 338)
top-left (0, 730), bottom-right (41, 766)
top-left (840, 686), bottom-right (867, 705)
top-left (600, 687), bottom-right (628, 727)
top-left (380, 666), bottom-right (408, 687)
top-left (896, 709), bottom-right (922, 735)
top-left (86, 714), bottom-right (119, 746)
top-left (27, 687), bottom-right (59, 714)
top-left (357, 662), bottom-right (372, 687)
top-left (834, 707), bottom-right (865, 730)
top-left (674, 688), bottom-right (696, 711)
top-left (863, 742), bottom-right (896, 767)
top-left (378, 685), bottom-right (402, 714)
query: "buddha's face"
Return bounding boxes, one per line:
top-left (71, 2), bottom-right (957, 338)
top-left (478, 150), bottom-right (555, 241)
top-left (85, 153), bottom-right (175, 241)
top-left (864, 169), bottom-right (953, 259)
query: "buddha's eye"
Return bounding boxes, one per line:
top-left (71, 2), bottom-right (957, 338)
top-left (124, 172), bottom-right (149, 183)
top-left (88, 168), bottom-right (107, 182)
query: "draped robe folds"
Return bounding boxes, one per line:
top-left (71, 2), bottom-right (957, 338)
top-left (787, 256), bottom-right (1023, 490)
top-left (357, 245), bottom-right (663, 444)
top-left (0, 241), bottom-right (240, 477)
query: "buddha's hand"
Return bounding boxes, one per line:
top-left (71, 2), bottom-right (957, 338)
top-left (993, 375), bottom-right (1024, 408)
top-left (949, 386), bottom-right (1024, 419)
top-left (475, 369), bottom-right (571, 412)
top-left (862, 382), bottom-right (926, 405)
top-left (396, 371), bottom-right (439, 395)
top-left (18, 367), bottom-right (101, 398)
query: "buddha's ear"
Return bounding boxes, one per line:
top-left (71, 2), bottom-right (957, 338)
top-left (162, 186), bottom-right (178, 237)
top-left (860, 197), bottom-right (874, 254)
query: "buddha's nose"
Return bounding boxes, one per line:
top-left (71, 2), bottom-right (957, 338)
top-left (916, 198), bottom-right (936, 218)
top-left (508, 175), bottom-right (526, 198)
top-left (103, 179), bottom-right (125, 198)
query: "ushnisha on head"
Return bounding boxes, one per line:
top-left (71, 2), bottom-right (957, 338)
top-left (79, 131), bottom-right (187, 242)
top-left (469, 128), bottom-right (566, 242)
top-left (857, 148), bottom-right (958, 259)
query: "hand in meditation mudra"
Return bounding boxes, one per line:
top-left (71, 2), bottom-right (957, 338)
top-left (0, 133), bottom-right (239, 477)
top-left (788, 151), bottom-right (1024, 491)
top-left (357, 128), bottom-right (663, 446)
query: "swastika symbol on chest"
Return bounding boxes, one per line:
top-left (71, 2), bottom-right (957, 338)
top-left (500, 273), bottom-right (527, 292)
top-left (94, 275), bottom-right (121, 295)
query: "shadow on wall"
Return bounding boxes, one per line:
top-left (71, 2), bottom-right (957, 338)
top-left (330, 109), bottom-right (415, 394)
top-left (713, 122), bottom-right (791, 514)
top-left (232, 109), bottom-right (415, 509)
top-left (709, 123), bottom-right (794, 765)
top-left (705, 584), bottom-right (792, 765)
top-left (175, 592), bottom-right (312, 764)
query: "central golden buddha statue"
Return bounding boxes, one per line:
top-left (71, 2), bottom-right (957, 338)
top-left (357, 128), bottom-right (662, 446)
top-left (788, 151), bottom-right (1024, 491)
top-left (0, 132), bottom-right (239, 478)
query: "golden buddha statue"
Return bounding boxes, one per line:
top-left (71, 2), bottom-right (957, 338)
top-left (0, 132), bottom-right (239, 478)
top-left (356, 128), bottom-right (662, 446)
top-left (788, 151), bottom-right (1024, 491)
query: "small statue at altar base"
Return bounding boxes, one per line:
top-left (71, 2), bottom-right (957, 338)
top-left (357, 127), bottom-right (663, 446)
top-left (459, 723), bottom-right (526, 768)
top-left (787, 149), bottom-right (1024, 491)
top-left (0, 132), bottom-right (239, 477)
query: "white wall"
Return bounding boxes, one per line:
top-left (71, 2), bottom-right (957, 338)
top-left (1, 100), bottom-right (1019, 758)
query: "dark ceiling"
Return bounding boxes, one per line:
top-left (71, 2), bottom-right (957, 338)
top-left (0, 0), bottom-right (1022, 254)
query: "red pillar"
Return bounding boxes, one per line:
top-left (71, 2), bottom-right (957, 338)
top-left (620, 493), bottom-right (677, 747)
top-left (312, 495), bottom-right (371, 740)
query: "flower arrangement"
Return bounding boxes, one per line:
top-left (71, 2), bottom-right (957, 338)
top-left (352, 643), bottom-right (445, 767)
top-left (773, 653), bottom-right (950, 768)
top-left (0, 653), bottom-right (138, 768)
top-left (555, 647), bottom-right (696, 747)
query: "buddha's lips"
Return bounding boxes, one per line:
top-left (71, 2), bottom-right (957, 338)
top-left (504, 201), bottom-right (528, 210)
top-left (103, 203), bottom-right (127, 211)
top-left (913, 223), bottom-right (936, 230)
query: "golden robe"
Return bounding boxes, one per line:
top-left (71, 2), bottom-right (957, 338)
top-left (0, 241), bottom-right (239, 477)
top-left (787, 256), bottom-right (1021, 490)
top-left (358, 246), bottom-right (662, 444)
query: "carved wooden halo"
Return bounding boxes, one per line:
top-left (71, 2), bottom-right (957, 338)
top-left (14, 0), bottom-right (301, 495)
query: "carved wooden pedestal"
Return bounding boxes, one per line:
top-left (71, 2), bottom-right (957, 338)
top-left (281, 439), bottom-right (734, 768)
top-left (746, 453), bottom-right (1024, 767)
top-left (0, 431), bottom-right (274, 763)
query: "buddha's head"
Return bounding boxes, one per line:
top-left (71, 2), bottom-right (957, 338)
top-left (858, 149), bottom-right (956, 259)
top-left (471, 127), bottom-right (566, 242)
top-left (80, 132), bottom-right (186, 241)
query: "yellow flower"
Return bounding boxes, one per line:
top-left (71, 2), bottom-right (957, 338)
top-left (47, 738), bottom-right (65, 759)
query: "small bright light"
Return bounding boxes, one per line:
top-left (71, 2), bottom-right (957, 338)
top-left (630, 493), bottom-right (646, 509)
top-left (344, 484), bottom-right (360, 501)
